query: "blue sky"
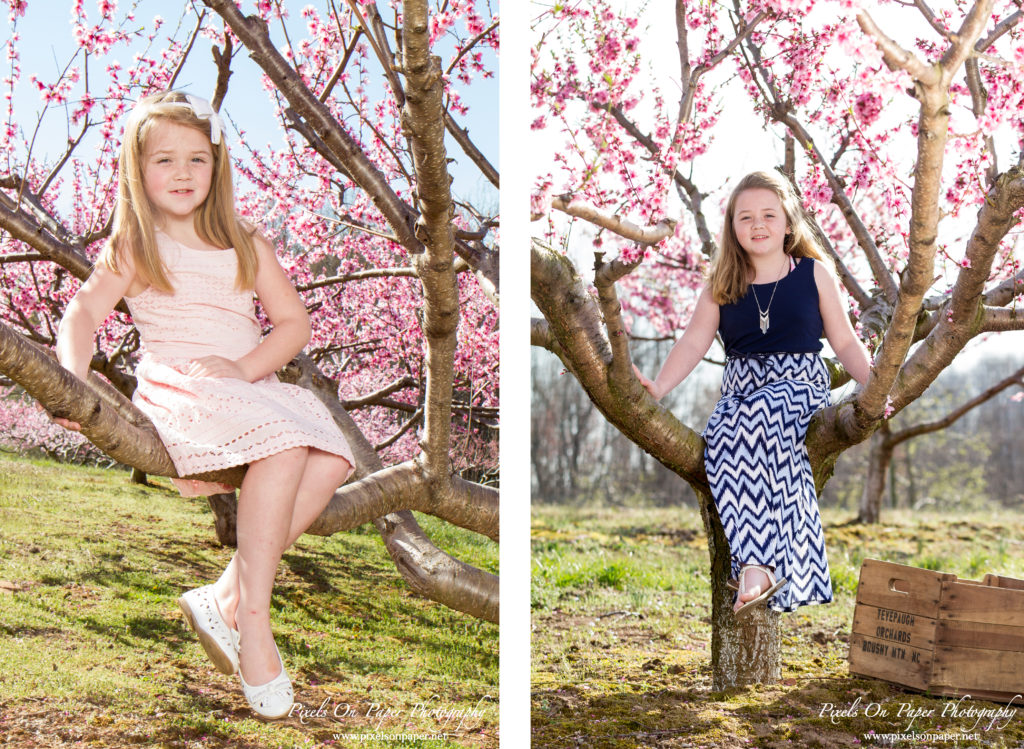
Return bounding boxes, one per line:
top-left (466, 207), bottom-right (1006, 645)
top-left (4, 1), bottom-right (498, 212)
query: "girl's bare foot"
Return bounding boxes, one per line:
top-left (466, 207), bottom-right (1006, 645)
top-left (734, 565), bottom-right (772, 613)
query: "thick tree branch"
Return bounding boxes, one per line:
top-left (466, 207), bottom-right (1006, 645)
top-left (548, 196), bottom-right (676, 244)
top-left (939, 0), bottom-right (997, 83)
top-left (0, 252), bottom-right (44, 264)
top-left (210, 32), bottom-right (234, 111)
top-left (982, 306), bottom-right (1024, 330)
top-left (983, 268), bottom-right (1024, 306)
top-left (1, 178), bottom-right (76, 245)
top-left (852, 6), bottom-right (993, 426)
top-left (831, 167), bottom-right (1024, 451)
top-left (305, 460), bottom-right (498, 542)
top-left (593, 252), bottom-right (642, 379)
top-left (279, 353), bottom-right (498, 623)
top-left (401, 0), bottom-right (459, 483)
top-left (0, 321), bottom-right (244, 486)
top-left (913, 0), bottom-right (950, 39)
top-left (976, 10), bottom-right (1023, 52)
top-left (857, 10), bottom-right (938, 86)
top-left (0, 199), bottom-right (99, 281)
top-left (532, 239), bottom-right (707, 484)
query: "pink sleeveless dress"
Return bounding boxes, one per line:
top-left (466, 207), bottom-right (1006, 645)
top-left (124, 231), bottom-right (355, 497)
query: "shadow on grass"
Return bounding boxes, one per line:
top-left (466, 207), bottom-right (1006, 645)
top-left (532, 683), bottom-right (726, 748)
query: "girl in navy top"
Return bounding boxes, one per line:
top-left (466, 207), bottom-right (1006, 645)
top-left (635, 170), bottom-right (871, 617)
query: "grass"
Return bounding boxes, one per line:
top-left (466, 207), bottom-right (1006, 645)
top-left (0, 452), bottom-right (498, 748)
top-left (532, 504), bottom-right (1024, 748)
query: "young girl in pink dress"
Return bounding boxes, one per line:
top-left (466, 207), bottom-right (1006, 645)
top-left (54, 91), bottom-right (355, 719)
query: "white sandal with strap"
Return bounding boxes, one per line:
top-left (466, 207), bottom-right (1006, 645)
top-left (734, 564), bottom-right (786, 619)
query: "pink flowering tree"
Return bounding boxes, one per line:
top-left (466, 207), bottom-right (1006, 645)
top-left (0, 0), bottom-right (498, 622)
top-left (531, 0), bottom-right (1024, 685)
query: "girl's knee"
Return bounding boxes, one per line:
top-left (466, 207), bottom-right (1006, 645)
top-left (313, 449), bottom-right (353, 484)
top-left (252, 446), bottom-right (308, 470)
top-left (329, 454), bottom-right (353, 484)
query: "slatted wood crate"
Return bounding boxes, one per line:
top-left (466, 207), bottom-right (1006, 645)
top-left (848, 558), bottom-right (1024, 702)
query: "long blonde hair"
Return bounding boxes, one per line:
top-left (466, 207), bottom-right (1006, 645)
top-left (102, 91), bottom-right (257, 292)
top-left (709, 170), bottom-right (833, 305)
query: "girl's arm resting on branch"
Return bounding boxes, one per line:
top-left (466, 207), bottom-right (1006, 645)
top-left (814, 261), bottom-right (871, 386)
top-left (230, 235), bottom-right (312, 383)
top-left (636, 286), bottom-right (719, 400)
top-left (56, 255), bottom-right (136, 382)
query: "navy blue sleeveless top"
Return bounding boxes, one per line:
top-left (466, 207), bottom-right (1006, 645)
top-left (718, 257), bottom-right (823, 356)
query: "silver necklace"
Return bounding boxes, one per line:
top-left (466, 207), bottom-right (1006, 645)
top-left (750, 256), bottom-right (790, 334)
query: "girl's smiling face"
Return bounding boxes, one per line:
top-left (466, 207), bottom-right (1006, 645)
top-left (732, 188), bottom-right (789, 257)
top-left (141, 119), bottom-right (214, 225)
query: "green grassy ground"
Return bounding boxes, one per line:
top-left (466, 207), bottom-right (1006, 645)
top-left (0, 453), bottom-right (498, 748)
top-left (532, 505), bottom-right (1024, 748)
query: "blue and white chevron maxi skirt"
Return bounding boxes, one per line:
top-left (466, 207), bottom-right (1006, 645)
top-left (703, 352), bottom-right (832, 613)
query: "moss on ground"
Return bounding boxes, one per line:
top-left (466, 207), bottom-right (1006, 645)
top-left (532, 505), bottom-right (1024, 748)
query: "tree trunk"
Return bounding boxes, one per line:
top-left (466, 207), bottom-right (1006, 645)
top-left (857, 423), bottom-right (893, 524)
top-left (905, 443), bottom-right (918, 509)
top-left (206, 492), bottom-right (238, 547)
top-left (693, 484), bottom-right (782, 689)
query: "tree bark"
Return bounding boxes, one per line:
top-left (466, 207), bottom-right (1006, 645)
top-left (858, 423), bottom-right (893, 524)
top-left (278, 355), bottom-right (499, 623)
top-left (206, 491), bottom-right (238, 547)
top-left (533, 240), bottom-right (783, 686)
top-left (693, 484), bottom-right (782, 689)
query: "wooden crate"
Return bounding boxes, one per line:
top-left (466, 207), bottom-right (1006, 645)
top-left (848, 558), bottom-right (1024, 702)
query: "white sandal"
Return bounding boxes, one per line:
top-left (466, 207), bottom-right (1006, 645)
top-left (238, 641), bottom-right (294, 720)
top-left (177, 585), bottom-right (240, 675)
top-left (734, 564), bottom-right (786, 619)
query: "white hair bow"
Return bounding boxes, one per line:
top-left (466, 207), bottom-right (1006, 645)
top-left (181, 94), bottom-right (224, 145)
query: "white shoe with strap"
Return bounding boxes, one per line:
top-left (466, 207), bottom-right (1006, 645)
top-left (238, 641), bottom-right (294, 720)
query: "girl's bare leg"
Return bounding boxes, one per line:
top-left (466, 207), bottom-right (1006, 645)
top-left (213, 449), bottom-right (352, 672)
top-left (231, 446), bottom-right (308, 686)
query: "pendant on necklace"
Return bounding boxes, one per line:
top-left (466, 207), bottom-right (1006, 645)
top-left (759, 310), bottom-right (770, 334)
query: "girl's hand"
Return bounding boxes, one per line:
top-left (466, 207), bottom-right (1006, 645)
top-left (632, 363), bottom-right (660, 399)
top-left (187, 356), bottom-right (248, 381)
top-left (35, 402), bottom-right (81, 432)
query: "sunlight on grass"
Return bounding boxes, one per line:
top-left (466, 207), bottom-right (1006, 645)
top-left (0, 453), bottom-right (497, 748)
top-left (532, 503), bottom-right (1024, 748)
